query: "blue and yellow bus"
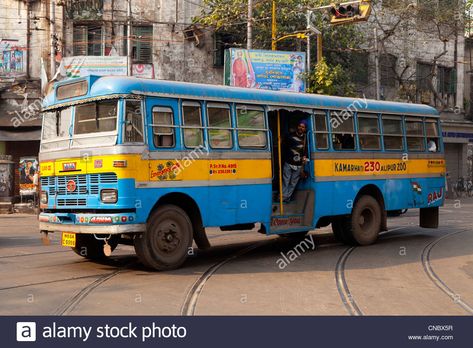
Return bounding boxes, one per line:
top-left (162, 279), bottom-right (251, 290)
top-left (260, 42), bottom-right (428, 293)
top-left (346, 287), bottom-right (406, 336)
top-left (38, 75), bottom-right (445, 270)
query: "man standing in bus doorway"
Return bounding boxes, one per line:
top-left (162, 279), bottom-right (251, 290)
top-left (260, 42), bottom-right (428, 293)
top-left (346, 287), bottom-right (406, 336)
top-left (282, 120), bottom-right (308, 203)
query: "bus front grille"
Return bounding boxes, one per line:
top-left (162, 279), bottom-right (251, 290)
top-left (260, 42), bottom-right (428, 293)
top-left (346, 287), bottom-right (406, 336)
top-left (57, 198), bottom-right (87, 206)
top-left (41, 173), bottom-right (118, 207)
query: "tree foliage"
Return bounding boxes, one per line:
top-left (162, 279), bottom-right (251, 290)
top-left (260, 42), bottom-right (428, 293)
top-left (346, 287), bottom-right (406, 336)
top-left (194, 0), bottom-right (365, 96)
top-left (304, 58), bottom-right (356, 96)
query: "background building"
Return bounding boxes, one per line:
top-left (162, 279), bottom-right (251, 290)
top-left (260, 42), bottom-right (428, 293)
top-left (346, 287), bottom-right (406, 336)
top-left (352, 0), bottom-right (473, 189)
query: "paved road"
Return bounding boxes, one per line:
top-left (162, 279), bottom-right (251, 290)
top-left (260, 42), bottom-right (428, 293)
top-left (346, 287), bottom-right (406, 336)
top-left (1, 199), bottom-right (472, 316)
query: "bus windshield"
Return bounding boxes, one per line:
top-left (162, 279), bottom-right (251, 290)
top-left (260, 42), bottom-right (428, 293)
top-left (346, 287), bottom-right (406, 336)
top-left (41, 99), bottom-right (119, 152)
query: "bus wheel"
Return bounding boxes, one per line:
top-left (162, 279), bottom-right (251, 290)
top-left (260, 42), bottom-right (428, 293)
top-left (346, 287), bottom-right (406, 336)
top-left (72, 234), bottom-right (119, 260)
top-left (348, 195), bottom-right (382, 245)
top-left (134, 205), bottom-right (192, 271)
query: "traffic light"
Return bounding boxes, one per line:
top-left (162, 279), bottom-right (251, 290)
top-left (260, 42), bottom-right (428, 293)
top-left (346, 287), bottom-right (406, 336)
top-left (329, 1), bottom-right (372, 26)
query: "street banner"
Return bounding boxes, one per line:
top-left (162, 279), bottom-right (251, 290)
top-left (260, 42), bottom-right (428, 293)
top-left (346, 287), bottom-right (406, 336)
top-left (59, 56), bottom-right (127, 79)
top-left (19, 157), bottom-right (38, 196)
top-left (224, 48), bottom-right (306, 92)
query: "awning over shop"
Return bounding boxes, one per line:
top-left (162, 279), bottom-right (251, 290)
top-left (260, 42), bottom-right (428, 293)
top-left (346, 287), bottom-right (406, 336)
top-left (0, 129), bottom-right (41, 141)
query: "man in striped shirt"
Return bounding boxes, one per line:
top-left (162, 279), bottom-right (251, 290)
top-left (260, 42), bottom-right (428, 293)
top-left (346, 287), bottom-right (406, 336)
top-left (282, 120), bottom-right (308, 203)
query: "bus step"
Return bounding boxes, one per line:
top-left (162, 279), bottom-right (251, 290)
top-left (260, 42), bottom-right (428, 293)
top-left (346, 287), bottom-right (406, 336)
top-left (272, 202), bottom-right (305, 215)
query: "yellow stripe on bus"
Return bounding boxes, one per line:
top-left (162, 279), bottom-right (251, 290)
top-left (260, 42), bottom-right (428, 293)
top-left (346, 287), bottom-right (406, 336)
top-left (314, 158), bottom-right (446, 177)
top-left (39, 155), bottom-right (272, 181)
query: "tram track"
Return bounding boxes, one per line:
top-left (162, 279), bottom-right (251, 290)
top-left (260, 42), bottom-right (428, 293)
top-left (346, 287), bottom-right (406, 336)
top-left (334, 226), bottom-right (409, 316)
top-left (335, 226), bottom-right (473, 316)
top-left (335, 246), bottom-right (363, 316)
top-left (181, 241), bottom-right (267, 316)
top-left (0, 250), bottom-right (69, 259)
top-left (421, 228), bottom-right (473, 315)
top-left (0, 273), bottom-right (109, 291)
top-left (53, 260), bottom-right (137, 315)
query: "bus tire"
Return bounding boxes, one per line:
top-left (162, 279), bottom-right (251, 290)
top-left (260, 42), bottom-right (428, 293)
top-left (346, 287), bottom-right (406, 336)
top-left (72, 234), bottom-right (119, 260)
top-left (134, 204), bottom-right (193, 271)
top-left (348, 195), bottom-right (382, 245)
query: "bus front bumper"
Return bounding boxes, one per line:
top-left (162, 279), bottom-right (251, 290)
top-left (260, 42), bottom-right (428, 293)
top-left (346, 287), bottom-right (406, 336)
top-left (38, 212), bottom-right (146, 235)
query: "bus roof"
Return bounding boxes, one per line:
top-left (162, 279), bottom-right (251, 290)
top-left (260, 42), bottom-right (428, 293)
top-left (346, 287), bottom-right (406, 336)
top-left (44, 75), bottom-right (440, 117)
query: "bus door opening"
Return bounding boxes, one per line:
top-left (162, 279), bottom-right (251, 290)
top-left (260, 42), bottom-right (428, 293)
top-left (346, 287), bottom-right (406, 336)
top-left (267, 108), bottom-right (315, 232)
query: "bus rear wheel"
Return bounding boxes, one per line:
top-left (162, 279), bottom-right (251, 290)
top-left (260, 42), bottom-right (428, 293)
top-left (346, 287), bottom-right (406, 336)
top-left (348, 195), bottom-right (382, 245)
top-left (134, 205), bottom-right (193, 271)
top-left (72, 234), bottom-right (119, 260)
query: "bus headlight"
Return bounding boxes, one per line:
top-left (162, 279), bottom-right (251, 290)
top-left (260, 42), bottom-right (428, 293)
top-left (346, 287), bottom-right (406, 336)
top-left (40, 191), bottom-right (48, 204)
top-left (100, 189), bottom-right (118, 203)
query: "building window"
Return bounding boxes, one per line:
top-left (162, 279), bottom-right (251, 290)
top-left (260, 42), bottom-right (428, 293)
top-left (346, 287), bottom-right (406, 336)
top-left (351, 52), bottom-right (369, 85)
top-left (131, 26), bottom-right (153, 63)
top-left (73, 25), bottom-right (103, 56)
top-left (213, 32), bottom-right (238, 67)
top-left (437, 66), bottom-right (456, 95)
top-left (380, 54), bottom-right (397, 88)
top-left (416, 62), bottom-right (434, 92)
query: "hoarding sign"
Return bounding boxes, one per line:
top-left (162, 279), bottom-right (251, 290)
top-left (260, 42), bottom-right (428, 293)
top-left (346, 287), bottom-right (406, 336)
top-left (59, 56), bottom-right (127, 79)
top-left (19, 157), bottom-right (38, 196)
top-left (224, 48), bottom-right (306, 92)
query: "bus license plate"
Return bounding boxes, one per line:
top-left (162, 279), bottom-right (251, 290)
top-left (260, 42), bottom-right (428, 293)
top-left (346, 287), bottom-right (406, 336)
top-left (62, 232), bottom-right (76, 247)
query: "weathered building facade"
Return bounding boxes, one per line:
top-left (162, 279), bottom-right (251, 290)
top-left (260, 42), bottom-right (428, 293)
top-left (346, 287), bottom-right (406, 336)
top-left (0, 0), bottom-right (224, 200)
top-left (60, 0), bottom-right (222, 83)
top-left (0, 0), bottom-right (59, 198)
top-left (353, 0), bottom-right (473, 187)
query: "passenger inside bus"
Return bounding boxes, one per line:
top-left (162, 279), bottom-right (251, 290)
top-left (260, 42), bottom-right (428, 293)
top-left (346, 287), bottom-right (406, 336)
top-left (333, 133), bottom-right (355, 150)
top-left (281, 119), bottom-right (308, 203)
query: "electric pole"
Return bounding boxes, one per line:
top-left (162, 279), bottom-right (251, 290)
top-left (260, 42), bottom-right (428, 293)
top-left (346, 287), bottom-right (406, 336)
top-left (374, 27), bottom-right (380, 100)
top-left (271, 1), bottom-right (276, 51)
top-left (50, 0), bottom-right (56, 77)
top-left (127, 0), bottom-right (132, 76)
top-left (247, 0), bottom-right (253, 49)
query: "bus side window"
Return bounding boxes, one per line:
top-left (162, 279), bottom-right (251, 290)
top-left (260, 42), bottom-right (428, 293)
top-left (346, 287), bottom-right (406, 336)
top-left (425, 118), bottom-right (440, 152)
top-left (405, 117), bottom-right (425, 152)
top-left (207, 103), bottom-right (233, 149)
top-left (124, 100), bottom-right (144, 143)
top-left (382, 115), bottom-right (404, 151)
top-left (236, 105), bottom-right (267, 149)
top-left (152, 106), bottom-right (175, 148)
top-left (358, 113), bottom-right (381, 150)
top-left (313, 111), bottom-right (329, 150)
top-left (182, 101), bottom-right (204, 148)
top-left (330, 111), bottom-right (355, 150)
